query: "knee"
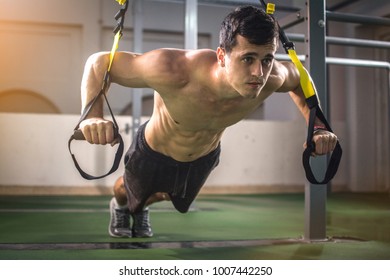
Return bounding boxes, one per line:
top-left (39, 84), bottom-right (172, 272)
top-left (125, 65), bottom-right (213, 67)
top-left (146, 192), bottom-right (170, 206)
top-left (114, 176), bottom-right (125, 194)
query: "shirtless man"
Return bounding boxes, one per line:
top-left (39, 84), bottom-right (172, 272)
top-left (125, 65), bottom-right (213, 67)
top-left (79, 6), bottom-right (338, 238)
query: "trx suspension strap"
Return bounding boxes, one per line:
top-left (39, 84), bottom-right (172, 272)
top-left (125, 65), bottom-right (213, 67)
top-left (260, 1), bottom-right (342, 184)
top-left (68, 0), bottom-right (129, 180)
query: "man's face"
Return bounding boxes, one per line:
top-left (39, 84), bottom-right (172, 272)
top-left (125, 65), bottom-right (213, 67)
top-left (218, 35), bottom-right (277, 99)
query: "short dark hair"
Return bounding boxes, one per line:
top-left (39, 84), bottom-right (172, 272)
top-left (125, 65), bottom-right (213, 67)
top-left (219, 6), bottom-right (279, 53)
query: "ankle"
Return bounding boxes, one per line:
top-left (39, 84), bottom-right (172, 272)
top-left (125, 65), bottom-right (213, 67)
top-left (113, 197), bottom-right (128, 209)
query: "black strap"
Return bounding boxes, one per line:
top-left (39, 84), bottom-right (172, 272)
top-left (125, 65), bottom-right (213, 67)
top-left (68, 72), bottom-right (124, 180)
top-left (302, 99), bottom-right (342, 184)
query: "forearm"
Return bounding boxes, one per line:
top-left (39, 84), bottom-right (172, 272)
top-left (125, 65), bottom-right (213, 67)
top-left (289, 86), bottom-right (325, 127)
top-left (80, 52), bottom-right (110, 118)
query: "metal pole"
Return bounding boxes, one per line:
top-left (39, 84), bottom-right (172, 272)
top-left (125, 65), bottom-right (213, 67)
top-left (132, 0), bottom-right (143, 138)
top-left (326, 36), bottom-right (390, 49)
top-left (286, 33), bottom-right (305, 43)
top-left (149, 0), bottom-right (300, 12)
top-left (326, 57), bottom-right (390, 69)
top-left (326, 11), bottom-right (390, 26)
top-left (283, 34), bottom-right (390, 49)
top-left (277, 54), bottom-right (390, 70)
top-left (304, 0), bottom-right (328, 241)
top-left (276, 53), bottom-right (306, 61)
top-left (185, 0), bottom-right (198, 49)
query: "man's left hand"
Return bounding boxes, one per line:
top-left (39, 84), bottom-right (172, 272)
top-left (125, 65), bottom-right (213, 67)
top-left (304, 130), bottom-right (338, 156)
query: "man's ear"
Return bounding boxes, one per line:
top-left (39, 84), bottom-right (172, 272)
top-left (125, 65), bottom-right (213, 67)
top-left (216, 47), bottom-right (226, 67)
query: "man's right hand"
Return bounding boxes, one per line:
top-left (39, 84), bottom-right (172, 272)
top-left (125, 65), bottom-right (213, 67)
top-left (79, 118), bottom-right (117, 146)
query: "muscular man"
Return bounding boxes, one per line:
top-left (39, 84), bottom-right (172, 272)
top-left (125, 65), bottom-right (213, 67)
top-left (79, 6), bottom-right (338, 238)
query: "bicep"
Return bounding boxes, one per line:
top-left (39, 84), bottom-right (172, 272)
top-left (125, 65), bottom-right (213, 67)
top-left (109, 49), bottom-right (188, 89)
top-left (109, 51), bottom-right (150, 88)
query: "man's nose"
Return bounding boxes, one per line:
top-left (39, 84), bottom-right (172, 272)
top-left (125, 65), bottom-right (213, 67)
top-left (252, 62), bottom-right (263, 77)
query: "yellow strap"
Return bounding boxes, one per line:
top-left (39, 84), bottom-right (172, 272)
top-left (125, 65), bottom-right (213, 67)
top-left (287, 49), bottom-right (316, 99)
top-left (107, 0), bottom-right (127, 72)
top-left (107, 31), bottom-right (122, 72)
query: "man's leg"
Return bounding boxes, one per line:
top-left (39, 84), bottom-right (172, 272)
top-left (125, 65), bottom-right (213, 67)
top-left (110, 177), bottom-right (170, 238)
top-left (130, 192), bottom-right (171, 237)
top-left (113, 176), bottom-right (128, 206)
top-left (109, 177), bottom-right (132, 237)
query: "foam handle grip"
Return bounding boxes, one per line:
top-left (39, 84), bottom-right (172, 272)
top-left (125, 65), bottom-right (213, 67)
top-left (72, 129), bottom-right (86, 140)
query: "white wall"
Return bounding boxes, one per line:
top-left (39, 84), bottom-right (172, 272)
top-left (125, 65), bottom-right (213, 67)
top-left (0, 0), bottom-right (387, 193)
top-left (0, 0), bottom-right (233, 115)
top-left (0, 0), bottom-right (298, 119)
top-left (0, 113), bottom-right (347, 194)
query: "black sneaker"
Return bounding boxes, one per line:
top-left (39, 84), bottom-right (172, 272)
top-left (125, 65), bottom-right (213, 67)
top-left (132, 208), bottom-right (153, 238)
top-left (108, 198), bottom-right (132, 238)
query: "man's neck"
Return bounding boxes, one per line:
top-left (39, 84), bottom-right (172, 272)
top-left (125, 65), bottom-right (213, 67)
top-left (212, 65), bottom-right (241, 100)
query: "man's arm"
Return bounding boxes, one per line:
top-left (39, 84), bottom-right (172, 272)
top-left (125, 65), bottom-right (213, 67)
top-left (79, 49), bottom-right (187, 145)
top-left (79, 51), bottom-right (150, 145)
top-left (277, 61), bottom-right (338, 156)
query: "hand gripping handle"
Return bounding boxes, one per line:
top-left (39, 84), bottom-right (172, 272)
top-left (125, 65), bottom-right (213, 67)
top-left (302, 106), bottom-right (342, 184)
top-left (68, 76), bottom-right (124, 180)
top-left (68, 128), bottom-right (124, 180)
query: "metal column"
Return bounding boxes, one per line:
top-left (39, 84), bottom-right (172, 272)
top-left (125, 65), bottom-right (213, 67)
top-left (304, 0), bottom-right (329, 241)
top-left (185, 0), bottom-right (198, 49)
top-left (132, 0), bottom-right (143, 138)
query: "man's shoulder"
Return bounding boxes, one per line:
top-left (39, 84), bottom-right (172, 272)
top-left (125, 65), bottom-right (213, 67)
top-left (272, 60), bottom-right (291, 74)
top-left (141, 48), bottom-right (217, 91)
top-left (186, 49), bottom-right (218, 74)
top-left (268, 60), bottom-right (299, 92)
top-left (146, 47), bottom-right (215, 62)
top-left (187, 49), bottom-right (217, 62)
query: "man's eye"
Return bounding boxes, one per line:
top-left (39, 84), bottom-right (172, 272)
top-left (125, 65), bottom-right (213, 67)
top-left (262, 58), bottom-right (273, 67)
top-left (242, 57), bottom-right (254, 63)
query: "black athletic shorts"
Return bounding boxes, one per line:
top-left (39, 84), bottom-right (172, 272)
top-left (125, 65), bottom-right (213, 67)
top-left (123, 122), bottom-right (220, 213)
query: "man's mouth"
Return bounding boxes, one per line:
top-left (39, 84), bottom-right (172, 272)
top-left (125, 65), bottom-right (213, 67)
top-left (247, 81), bottom-right (263, 87)
top-left (247, 77), bottom-right (264, 86)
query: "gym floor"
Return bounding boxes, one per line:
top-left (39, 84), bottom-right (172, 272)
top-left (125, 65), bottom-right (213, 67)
top-left (0, 192), bottom-right (389, 260)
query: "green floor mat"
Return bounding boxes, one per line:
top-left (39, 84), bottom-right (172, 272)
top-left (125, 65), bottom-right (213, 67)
top-left (0, 193), bottom-right (389, 259)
